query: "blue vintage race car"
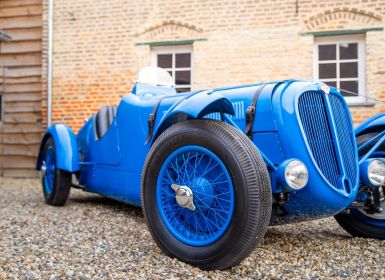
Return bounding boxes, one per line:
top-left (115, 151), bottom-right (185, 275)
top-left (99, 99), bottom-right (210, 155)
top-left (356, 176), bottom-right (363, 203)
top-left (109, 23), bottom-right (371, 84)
top-left (36, 67), bottom-right (385, 270)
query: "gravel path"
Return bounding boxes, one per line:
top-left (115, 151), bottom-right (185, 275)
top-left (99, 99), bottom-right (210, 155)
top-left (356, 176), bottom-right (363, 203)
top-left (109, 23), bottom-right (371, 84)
top-left (0, 177), bottom-right (384, 279)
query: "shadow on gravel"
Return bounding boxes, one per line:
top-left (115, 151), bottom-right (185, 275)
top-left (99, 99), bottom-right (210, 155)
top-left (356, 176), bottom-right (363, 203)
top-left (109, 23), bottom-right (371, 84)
top-left (69, 195), bottom-right (143, 217)
top-left (69, 192), bottom-right (351, 244)
top-left (264, 224), bottom-right (351, 244)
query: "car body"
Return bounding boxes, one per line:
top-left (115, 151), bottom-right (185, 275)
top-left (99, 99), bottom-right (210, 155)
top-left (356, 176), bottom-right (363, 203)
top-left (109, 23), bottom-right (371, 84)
top-left (36, 67), bottom-right (385, 270)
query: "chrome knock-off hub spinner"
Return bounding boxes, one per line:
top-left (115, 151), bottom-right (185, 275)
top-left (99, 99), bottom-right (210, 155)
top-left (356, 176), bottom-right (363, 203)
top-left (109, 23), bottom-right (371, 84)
top-left (171, 184), bottom-right (196, 211)
top-left (40, 161), bottom-right (47, 178)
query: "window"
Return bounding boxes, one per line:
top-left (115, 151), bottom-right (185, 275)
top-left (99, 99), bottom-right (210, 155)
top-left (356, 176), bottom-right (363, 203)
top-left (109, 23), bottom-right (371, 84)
top-left (152, 45), bottom-right (193, 93)
top-left (314, 35), bottom-right (365, 103)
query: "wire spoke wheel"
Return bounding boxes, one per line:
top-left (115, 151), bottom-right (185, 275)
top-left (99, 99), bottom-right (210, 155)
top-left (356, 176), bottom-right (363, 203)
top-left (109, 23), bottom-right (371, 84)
top-left (43, 146), bottom-right (56, 194)
top-left (157, 145), bottom-right (234, 246)
top-left (142, 120), bottom-right (272, 270)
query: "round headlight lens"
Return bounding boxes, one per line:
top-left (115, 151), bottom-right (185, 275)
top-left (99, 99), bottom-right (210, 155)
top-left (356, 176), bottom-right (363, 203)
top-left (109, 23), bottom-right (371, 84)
top-left (368, 159), bottom-right (385, 186)
top-left (285, 160), bottom-right (308, 190)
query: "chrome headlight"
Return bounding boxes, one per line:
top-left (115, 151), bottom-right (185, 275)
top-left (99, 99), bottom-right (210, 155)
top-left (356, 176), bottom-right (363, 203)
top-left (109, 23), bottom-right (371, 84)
top-left (278, 159), bottom-right (309, 191)
top-left (368, 159), bottom-right (385, 186)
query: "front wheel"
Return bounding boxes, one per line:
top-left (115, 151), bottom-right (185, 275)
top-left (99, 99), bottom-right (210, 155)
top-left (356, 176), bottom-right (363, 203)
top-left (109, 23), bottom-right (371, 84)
top-left (335, 201), bottom-right (385, 239)
top-left (335, 132), bottom-right (385, 238)
top-left (141, 120), bottom-right (272, 270)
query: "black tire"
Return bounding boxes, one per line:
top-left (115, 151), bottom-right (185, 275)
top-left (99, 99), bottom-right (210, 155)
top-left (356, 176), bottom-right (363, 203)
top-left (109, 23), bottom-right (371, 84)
top-left (141, 119), bottom-right (272, 270)
top-left (41, 137), bottom-right (72, 206)
top-left (335, 132), bottom-right (385, 239)
top-left (334, 211), bottom-right (385, 239)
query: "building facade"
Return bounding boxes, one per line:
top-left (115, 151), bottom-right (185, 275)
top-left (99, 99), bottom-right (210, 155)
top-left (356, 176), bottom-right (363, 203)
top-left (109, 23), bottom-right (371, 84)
top-left (0, 0), bottom-right (385, 176)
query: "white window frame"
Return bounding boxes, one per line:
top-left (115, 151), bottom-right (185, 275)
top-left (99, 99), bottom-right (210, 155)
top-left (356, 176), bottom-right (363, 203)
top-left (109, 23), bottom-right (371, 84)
top-left (313, 34), bottom-right (366, 104)
top-left (151, 45), bottom-right (193, 92)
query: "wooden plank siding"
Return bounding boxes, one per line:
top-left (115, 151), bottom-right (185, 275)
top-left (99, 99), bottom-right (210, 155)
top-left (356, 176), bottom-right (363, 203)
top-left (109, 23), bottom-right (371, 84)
top-left (0, 0), bottom-right (42, 177)
top-left (0, 0), bottom-right (41, 8)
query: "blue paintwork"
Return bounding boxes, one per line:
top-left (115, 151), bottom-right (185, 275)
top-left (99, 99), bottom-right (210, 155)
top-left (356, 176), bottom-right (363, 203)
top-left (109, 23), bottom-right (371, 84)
top-left (37, 79), bottom-right (364, 225)
top-left (359, 133), bottom-right (385, 164)
top-left (355, 112), bottom-right (385, 136)
top-left (36, 123), bottom-right (80, 172)
top-left (266, 82), bottom-right (358, 223)
top-left (357, 130), bottom-right (385, 154)
top-left (355, 119), bottom-right (385, 163)
top-left (70, 89), bottom-right (235, 206)
top-left (204, 81), bottom-right (359, 223)
top-left (151, 90), bottom-right (234, 142)
top-left (43, 146), bottom-right (55, 194)
top-left (156, 145), bottom-right (234, 246)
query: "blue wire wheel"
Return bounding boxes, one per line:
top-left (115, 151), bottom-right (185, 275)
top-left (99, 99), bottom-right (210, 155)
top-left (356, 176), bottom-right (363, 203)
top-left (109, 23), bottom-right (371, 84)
top-left (351, 207), bottom-right (385, 227)
top-left (43, 146), bottom-right (56, 195)
top-left (156, 145), bottom-right (235, 246)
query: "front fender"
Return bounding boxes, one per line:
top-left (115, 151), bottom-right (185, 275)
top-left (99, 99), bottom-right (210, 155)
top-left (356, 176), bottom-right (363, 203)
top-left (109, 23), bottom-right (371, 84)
top-left (36, 123), bottom-right (80, 172)
top-left (171, 90), bottom-right (235, 118)
top-left (152, 90), bottom-right (235, 141)
top-left (355, 112), bottom-right (385, 136)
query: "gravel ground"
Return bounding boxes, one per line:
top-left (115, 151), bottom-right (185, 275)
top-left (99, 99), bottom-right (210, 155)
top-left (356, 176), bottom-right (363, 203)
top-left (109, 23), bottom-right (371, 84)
top-left (0, 177), bottom-right (384, 279)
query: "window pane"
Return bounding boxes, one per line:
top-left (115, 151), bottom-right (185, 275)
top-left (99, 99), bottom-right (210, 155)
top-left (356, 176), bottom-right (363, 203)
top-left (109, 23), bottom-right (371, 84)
top-left (319, 45), bottom-right (336, 60)
top-left (157, 54), bottom-right (172, 68)
top-left (175, 53), bottom-right (191, 68)
top-left (340, 43), bottom-right (358, 60)
top-left (340, 62), bottom-right (358, 78)
top-left (175, 71), bottom-right (190, 85)
top-left (176, 88), bottom-right (191, 93)
top-left (323, 81), bottom-right (337, 88)
top-left (340, 80), bottom-right (358, 97)
top-left (319, 63), bottom-right (336, 79)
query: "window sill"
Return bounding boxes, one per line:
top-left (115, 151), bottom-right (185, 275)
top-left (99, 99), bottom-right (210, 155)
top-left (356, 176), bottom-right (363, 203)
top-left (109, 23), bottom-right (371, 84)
top-left (348, 102), bottom-right (376, 107)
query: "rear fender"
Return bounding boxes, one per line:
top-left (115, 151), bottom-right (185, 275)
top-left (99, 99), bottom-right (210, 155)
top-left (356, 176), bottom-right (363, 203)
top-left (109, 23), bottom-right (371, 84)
top-left (36, 123), bottom-right (80, 172)
top-left (152, 91), bottom-right (235, 142)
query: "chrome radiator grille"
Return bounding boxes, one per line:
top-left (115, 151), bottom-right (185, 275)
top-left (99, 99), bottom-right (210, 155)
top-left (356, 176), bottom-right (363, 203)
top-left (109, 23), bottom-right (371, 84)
top-left (298, 91), bottom-right (357, 192)
top-left (328, 94), bottom-right (358, 185)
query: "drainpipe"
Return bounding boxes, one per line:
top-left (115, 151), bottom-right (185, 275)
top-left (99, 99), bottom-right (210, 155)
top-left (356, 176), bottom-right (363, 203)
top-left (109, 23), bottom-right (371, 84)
top-left (47, 0), bottom-right (53, 127)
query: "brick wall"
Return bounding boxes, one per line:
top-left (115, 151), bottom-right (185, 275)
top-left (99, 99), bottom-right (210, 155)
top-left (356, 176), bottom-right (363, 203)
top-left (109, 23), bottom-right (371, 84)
top-left (42, 0), bottom-right (385, 131)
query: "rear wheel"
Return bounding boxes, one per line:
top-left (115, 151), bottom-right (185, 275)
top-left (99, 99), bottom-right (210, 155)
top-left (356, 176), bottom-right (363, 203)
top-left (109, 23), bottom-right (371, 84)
top-left (141, 120), bottom-right (272, 270)
top-left (41, 137), bottom-right (71, 206)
